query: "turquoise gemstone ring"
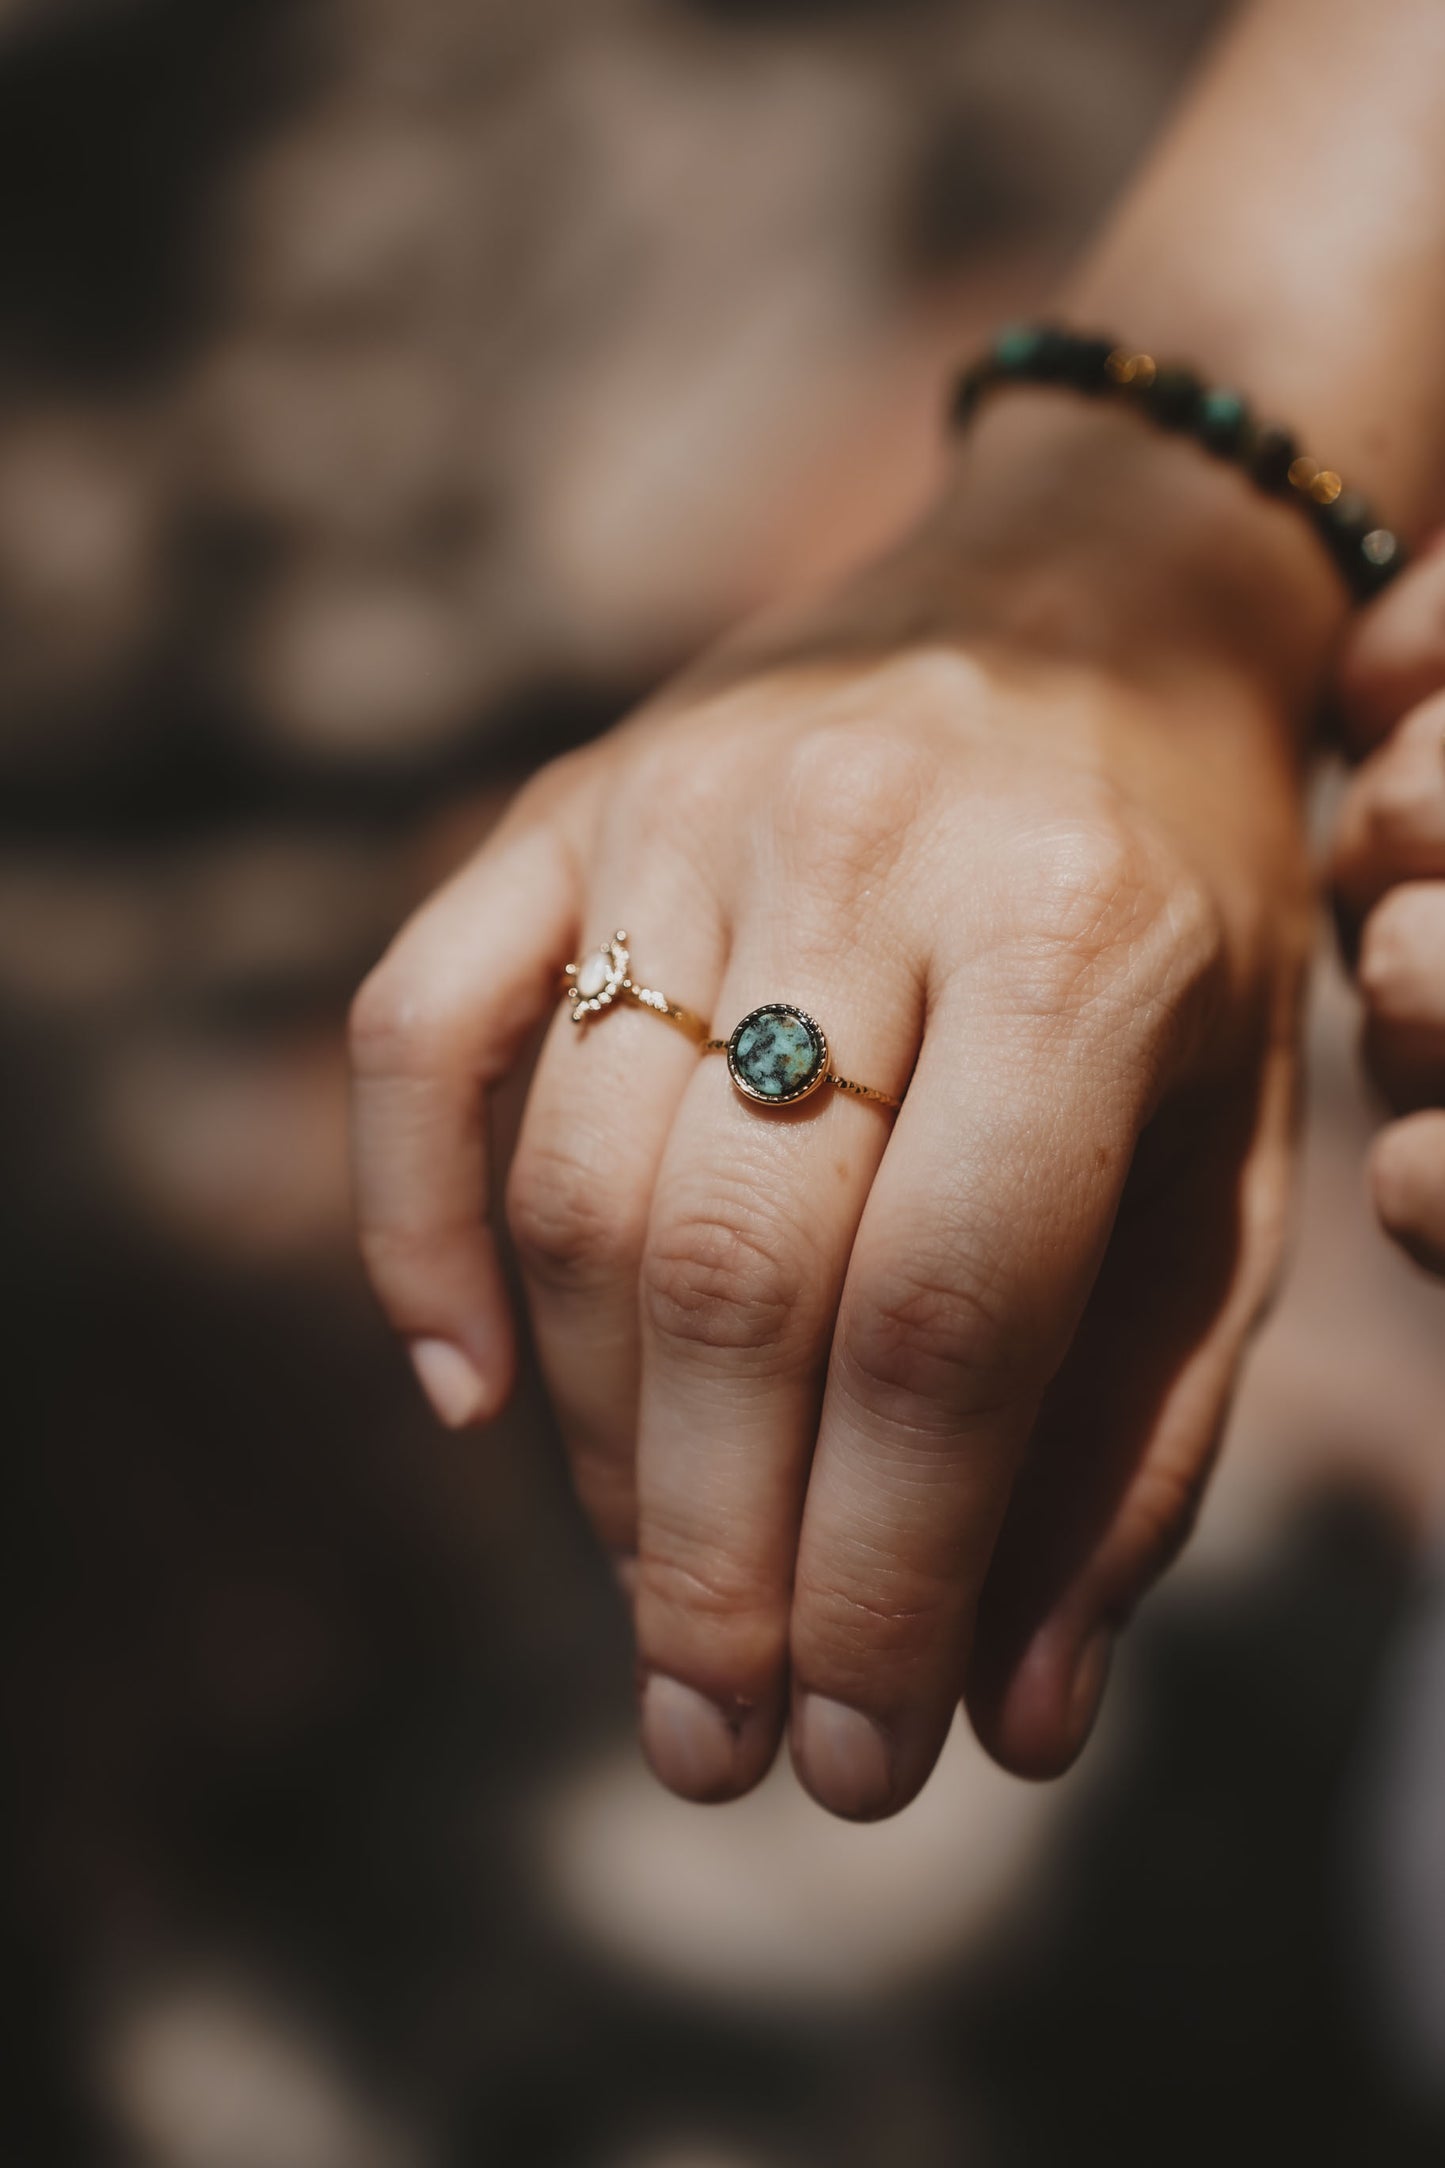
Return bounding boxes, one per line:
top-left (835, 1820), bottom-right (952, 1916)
top-left (707, 1001), bottom-right (901, 1111)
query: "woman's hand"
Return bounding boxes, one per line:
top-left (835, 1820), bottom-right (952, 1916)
top-left (351, 400), bottom-right (1328, 1815)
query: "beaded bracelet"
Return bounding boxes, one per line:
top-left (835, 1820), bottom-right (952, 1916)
top-left (950, 324), bottom-right (1405, 603)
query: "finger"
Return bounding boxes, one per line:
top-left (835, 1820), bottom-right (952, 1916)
top-left (1371, 1110), bottom-right (1445, 1275)
top-left (1358, 882), bottom-right (1445, 1109)
top-left (633, 983), bottom-right (919, 1804)
top-left (631, 825), bottom-right (925, 1803)
top-left (788, 953), bottom-right (1170, 1821)
top-left (507, 880), bottom-right (727, 1562)
top-left (966, 1053), bottom-right (1294, 1778)
top-left (351, 809), bottom-right (583, 1425)
top-left (1337, 529), bottom-right (1445, 755)
top-left (1331, 693), bottom-right (1445, 938)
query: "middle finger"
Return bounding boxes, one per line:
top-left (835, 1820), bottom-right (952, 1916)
top-left (633, 915), bottom-right (921, 1802)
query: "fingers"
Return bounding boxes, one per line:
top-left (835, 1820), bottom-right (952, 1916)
top-left (351, 813), bottom-right (583, 1425)
top-left (631, 933), bottom-right (921, 1804)
top-left (507, 883), bottom-right (727, 1561)
top-left (1331, 693), bottom-right (1445, 937)
top-left (966, 1056), bottom-right (1295, 1778)
top-left (1337, 529), bottom-right (1445, 754)
top-left (1370, 1111), bottom-right (1445, 1275)
top-left (1330, 708), bottom-right (1445, 1264)
top-left (785, 975), bottom-right (1163, 1820)
top-left (1358, 882), bottom-right (1445, 1109)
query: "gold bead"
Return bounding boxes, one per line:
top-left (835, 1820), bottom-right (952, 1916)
top-left (1107, 349), bottom-right (1156, 387)
top-left (1309, 469), bottom-right (1343, 505)
top-left (1287, 455), bottom-right (1319, 492)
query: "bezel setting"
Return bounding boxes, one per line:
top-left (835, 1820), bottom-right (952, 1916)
top-left (564, 931), bottom-right (630, 1022)
top-left (725, 1002), bottom-right (829, 1106)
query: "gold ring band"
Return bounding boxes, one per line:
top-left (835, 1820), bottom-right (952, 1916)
top-left (564, 943), bottom-right (901, 1110)
top-left (563, 932), bottom-right (709, 1045)
top-left (704, 1003), bottom-right (901, 1110)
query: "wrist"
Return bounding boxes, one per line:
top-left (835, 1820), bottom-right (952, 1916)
top-left (913, 389), bottom-right (1348, 723)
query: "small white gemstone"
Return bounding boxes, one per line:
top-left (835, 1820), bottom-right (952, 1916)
top-left (576, 949), bottom-right (611, 999)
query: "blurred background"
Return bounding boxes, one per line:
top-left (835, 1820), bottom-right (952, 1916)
top-left (7, 0), bottom-right (1445, 2161)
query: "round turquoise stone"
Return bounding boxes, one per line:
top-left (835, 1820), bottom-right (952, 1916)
top-left (729, 1005), bottom-right (826, 1103)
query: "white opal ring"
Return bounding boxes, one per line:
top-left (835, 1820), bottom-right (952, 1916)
top-left (563, 931), bottom-right (709, 1044)
top-left (704, 1002), bottom-right (902, 1111)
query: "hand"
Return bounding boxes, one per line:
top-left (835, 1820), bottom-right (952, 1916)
top-left (351, 401), bottom-right (1325, 1815)
top-left (1333, 535), bottom-right (1445, 1275)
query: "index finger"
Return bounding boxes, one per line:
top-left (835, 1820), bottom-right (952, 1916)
top-left (350, 814), bottom-right (583, 1425)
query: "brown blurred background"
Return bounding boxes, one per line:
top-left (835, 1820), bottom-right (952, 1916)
top-left (7, 1), bottom-right (1445, 2162)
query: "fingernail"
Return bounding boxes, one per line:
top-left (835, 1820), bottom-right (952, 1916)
top-left (639, 1675), bottom-right (742, 1801)
top-left (794, 1695), bottom-right (895, 1820)
top-left (408, 1337), bottom-right (486, 1428)
top-left (1068, 1627), bottom-right (1114, 1748)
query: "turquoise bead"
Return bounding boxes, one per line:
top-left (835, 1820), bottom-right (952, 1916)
top-left (1200, 388), bottom-right (1245, 428)
top-left (993, 325), bottom-right (1044, 372)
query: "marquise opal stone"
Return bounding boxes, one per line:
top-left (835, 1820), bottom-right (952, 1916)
top-left (730, 1005), bottom-right (825, 1101)
top-left (575, 949), bottom-right (612, 999)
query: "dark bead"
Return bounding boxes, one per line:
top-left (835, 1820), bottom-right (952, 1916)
top-left (1142, 365), bottom-right (1203, 429)
top-left (1322, 489), bottom-right (1372, 546)
top-left (1063, 335), bottom-right (1117, 392)
top-left (1030, 325), bottom-right (1072, 380)
top-left (1250, 424), bottom-right (1299, 492)
top-left (1349, 551), bottom-right (1395, 602)
top-left (1195, 387), bottom-right (1252, 458)
top-left (949, 360), bottom-right (995, 427)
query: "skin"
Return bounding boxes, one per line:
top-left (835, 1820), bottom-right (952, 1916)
top-left (1334, 538), bottom-right (1445, 1277)
top-left (351, 0), bottom-right (1445, 1815)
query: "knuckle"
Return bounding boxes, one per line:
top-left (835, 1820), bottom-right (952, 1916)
top-left (637, 1545), bottom-right (787, 1689)
top-left (349, 951), bottom-right (462, 1080)
top-left (794, 1562), bottom-right (958, 1684)
top-left (642, 1194), bottom-right (805, 1360)
top-left (1004, 808), bottom-right (1221, 1037)
top-left (1369, 1114), bottom-right (1445, 1253)
top-left (1398, 688), bottom-right (1445, 757)
top-left (357, 1218), bottom-right (428, 1279)
top-left (1028, 803), bottom-right (1150, 911)
top-left (776, 727), bottom-right (931, 898)
top-left (354, 1216), bottom-right (475, 1323)
top-left (356, 1219), bottom-right (424, 1298)
top-left (1116, 1457), bottom-right (1205, 1599)
top-left (506, 1135), bottom-right (642, 1294)
top-left (1358, 887), bottom-right (1432, 1011)
top-left (624, 733), bottom-right (740, 849)
top-left (641, 1544), bottom-right (778, 1632)
top-left (349, 958), bottom-right (420, 1074)
top-left (1368, 757), bottom-right (1432, 840)
top-left (841, 1256), bottom-right (1029, 1428)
